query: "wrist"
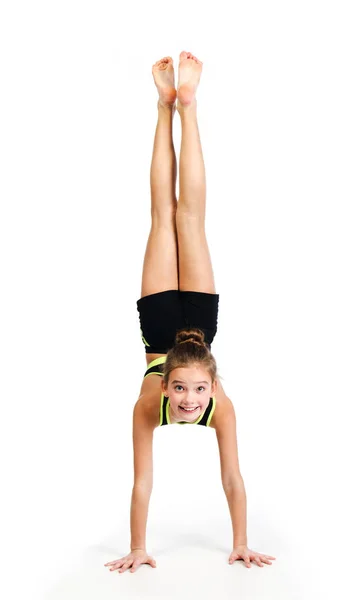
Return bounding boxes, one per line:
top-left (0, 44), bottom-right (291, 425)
top-left (233, 541), bottom-right (247, 548)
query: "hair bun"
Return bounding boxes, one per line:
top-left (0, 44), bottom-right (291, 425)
top-left (175, 328), bottom-right (206, 346)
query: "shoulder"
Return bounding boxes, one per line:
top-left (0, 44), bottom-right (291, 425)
top-left (135, 375), bottom-right (163, 430)
top-left (208, 376), bottom-right (235, 430)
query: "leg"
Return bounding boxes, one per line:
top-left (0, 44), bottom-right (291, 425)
top-left (140, 58), bottom-right (179, 298)
top-left (175, 52), bottom-right (216, 294)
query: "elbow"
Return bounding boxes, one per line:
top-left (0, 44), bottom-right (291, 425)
top-left (222, 474), bottom-right (244, 493)
top-left (133, 479), bottom-right (153, 493)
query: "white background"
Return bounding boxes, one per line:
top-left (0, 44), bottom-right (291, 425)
top-left (1, 1), bottom-right (362, 598)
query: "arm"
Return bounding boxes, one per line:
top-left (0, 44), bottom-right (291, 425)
top-left (224, 478), bottom-right (247, 547)
top-left (130, 398), bottom-right (155, 551)
top-left (130, 486), bottom-right (152, 551)
top-left (215, 396), bottom-right (248, 547)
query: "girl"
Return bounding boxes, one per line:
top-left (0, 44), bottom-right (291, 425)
top-left (104, 52), bottom-right (276, 574)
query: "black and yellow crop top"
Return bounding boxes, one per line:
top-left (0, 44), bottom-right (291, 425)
top-left (143, 356), bottom-right (216, 427)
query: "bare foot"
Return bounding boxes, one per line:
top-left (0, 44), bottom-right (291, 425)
top-left (152, 56), bottom-right (177, 108)
top-left (177, 51), bottom-right (203, 109)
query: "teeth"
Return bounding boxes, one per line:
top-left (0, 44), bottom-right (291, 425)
top-left (180, 406), bottom-right (198, 411)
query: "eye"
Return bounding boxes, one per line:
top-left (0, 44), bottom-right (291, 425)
top-left (175, 385), bottom-right (184, 391)
top-left (197, 386), bottom-right (205, 392)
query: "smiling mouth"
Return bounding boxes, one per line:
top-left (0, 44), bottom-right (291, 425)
top-left (179, 406), bottom-right (199, 413)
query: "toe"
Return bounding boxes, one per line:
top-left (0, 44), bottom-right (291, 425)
top-left (159, 57), bottom-right (173, 68)
top-left (153, 57), bottom-right (170, 71)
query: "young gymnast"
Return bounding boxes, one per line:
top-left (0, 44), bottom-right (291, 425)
top-left (104, 51), bottom-right (276, 574)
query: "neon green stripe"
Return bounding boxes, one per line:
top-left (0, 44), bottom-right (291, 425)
top-left (143, 357), bottom-right (167, 381)
top-left (206, 397), bottom-right (216, 427)
top-left (140, 328), bottom-right (150, 347)
top-left (159, 391), bottom-right (164, 426)
top-left (146, 356), bottom-right (167, 370)
top-left (166, 398), bottom-right (171, 424)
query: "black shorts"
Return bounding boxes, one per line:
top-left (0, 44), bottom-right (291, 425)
top-left (136, 289), bottom-right (219, 354)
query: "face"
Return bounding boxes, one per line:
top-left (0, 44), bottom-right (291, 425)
top-left (161, 363), bottom-right (217, 422)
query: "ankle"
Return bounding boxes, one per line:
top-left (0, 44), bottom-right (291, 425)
top-left (176, 100), bottom-right (197, 118)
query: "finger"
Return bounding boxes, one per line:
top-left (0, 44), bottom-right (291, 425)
top-left (261, 556), bottom-right (273, 565)
top-left (243, 557), bottom-right (251, 568)
top-left (130, 560), bottom-right (141, 573)
top-left (148, 559), bottom-right (157, 568)
top-left (254, 557), bottom-right (264, 567)
top-left (107, 558), bottom-right (127, 568)
top-left (109, 562), bottom-right (125, 571)
top-left (118, 560), bottom-right (133, 573)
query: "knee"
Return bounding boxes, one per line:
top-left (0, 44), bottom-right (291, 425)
top-left (151, 206), bottom-right (177, 226)
top-left (176, 207), bottom-right (205, 229)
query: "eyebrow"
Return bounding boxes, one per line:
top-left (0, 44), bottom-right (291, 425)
top-left (171, 379), bottom-right (209, 385)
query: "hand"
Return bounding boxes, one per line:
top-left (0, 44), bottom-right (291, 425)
top-left (228, 545), bottom-right (276, 568)
top-left (104, 549), bottom-right (157, 574)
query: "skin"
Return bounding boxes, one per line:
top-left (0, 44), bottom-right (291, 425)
top-left (161, 363), bottom-right (217, 424)
top-left (104, 51), bottom-right (276, 574)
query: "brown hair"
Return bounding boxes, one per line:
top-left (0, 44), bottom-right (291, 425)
top-left (162, 327), bottom-right (218, 386)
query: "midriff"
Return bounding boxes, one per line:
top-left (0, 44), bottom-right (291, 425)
top-left (145, 353), bottom-right (167, 366)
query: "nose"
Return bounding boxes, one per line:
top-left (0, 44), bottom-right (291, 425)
top-left (184, 392), bottom-right (198, 405)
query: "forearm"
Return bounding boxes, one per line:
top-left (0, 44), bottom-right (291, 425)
top-left (223, 478), bottom-right (248, 547)
top-left (130, 484), bottom-right (152, 551)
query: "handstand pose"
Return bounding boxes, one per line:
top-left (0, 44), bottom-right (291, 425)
top-left (105, 51), bottom-right (276, 573)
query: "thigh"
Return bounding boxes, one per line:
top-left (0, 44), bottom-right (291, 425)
top-left (140, 213), bottom-right (178, 298)
top-left (175, 211), bottom-right (216, 294)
